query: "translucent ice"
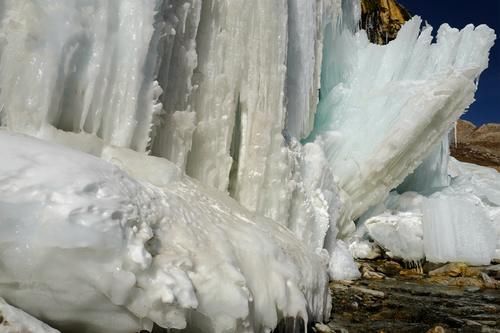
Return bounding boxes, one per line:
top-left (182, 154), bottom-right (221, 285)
top-left (0, 1), bottom-right (159, 150)
top-left (312, 16), bottom-right (496, 228)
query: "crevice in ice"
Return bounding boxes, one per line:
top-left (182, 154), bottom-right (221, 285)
top-left (228, 95), bottom-right (242, 198)
top-left (49, 33), bottom-right (92, 133)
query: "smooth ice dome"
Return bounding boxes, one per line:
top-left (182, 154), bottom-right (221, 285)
top-left (0, 131), bottom-right (330, 333)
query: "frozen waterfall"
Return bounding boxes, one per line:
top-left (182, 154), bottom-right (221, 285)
top-left (0, 0), bottom-right (497, 332)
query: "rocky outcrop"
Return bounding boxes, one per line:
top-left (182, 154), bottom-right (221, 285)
top-left (451, 120), bottom-right (500, 171)
top-left (361, 0), bottom-right (411, 45)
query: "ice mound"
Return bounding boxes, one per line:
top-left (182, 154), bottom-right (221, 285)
top-left (424, 158), bottom-right (500, 264)
top-left (365, 212), bottom-right (424, 261)
top-left (0, 131), bottom-right (330, 333)
top-left (327, 240), bottom-right (361, 281)
top-left (360, 159), bottom-right (499, 265)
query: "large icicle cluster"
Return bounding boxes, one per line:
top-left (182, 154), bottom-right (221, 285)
top-left (0, 0), bottom-right (342, 245)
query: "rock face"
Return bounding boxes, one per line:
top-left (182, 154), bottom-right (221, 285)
top-left (451, 120), bottom-right (500, 171)
top-left (360, 0), bottom-right (411, 45)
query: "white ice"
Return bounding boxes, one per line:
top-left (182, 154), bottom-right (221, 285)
top-left (327, 240), bottom-right (361, 281)
top-left (360, 159), bottom-right (499, 265)
top-left (365, 212), bottom-right (424, 261)
top-left (0, 130), bottom-right (330, 333)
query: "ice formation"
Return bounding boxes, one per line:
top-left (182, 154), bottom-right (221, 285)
top-left (0, 0), bottom-right (340, 242)
top-left (327, 240), bottom-right (361, 281)
top-left (0, 131), bottom-right (330, 333)
top-left (312, 15), bottom-right (496, 229)
top-left (0, 0), bottom-right (498, 331)
top-left (365, 212), bottom-right (424, 261)
top-left (358, 158), bottom-right (499, 265)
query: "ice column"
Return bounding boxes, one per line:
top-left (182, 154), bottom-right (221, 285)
top-left (0, 1), bottom-right (159, 150)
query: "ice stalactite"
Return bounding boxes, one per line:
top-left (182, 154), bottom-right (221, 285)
top-left (0, 1), bottom-right (339, 331)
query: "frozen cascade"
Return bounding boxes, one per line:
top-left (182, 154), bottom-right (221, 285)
top-left (0, 0), bottom-right (350, 259)
top-left (0, 0), bottom-right (498, 331)
top-left (0, 0), bottom-right (343, 234)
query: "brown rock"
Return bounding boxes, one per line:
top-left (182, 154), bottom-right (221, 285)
top-left (360, 263), bottom-right (385, 280)
top-left (450, 277), bottom-right (484, 288)
top-left (361, 0), bottom-right (411, 45)
top-left (481, 272), bottom-right (500, 289)
top-left (451, 119), bottom-right (500, 172)
top-left (351, 286), bottom-right (385, 298)
top-left (429, 262), bottom-right (480, 278)
top-left (314, 323), bottom-right (333, 333)
top-left (399, 268), bottom-right (423, 277)
top-left (376, 260), bottom-right (402, 276)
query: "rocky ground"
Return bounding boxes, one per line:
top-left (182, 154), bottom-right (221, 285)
top-left (315, 259), bottom-right (500, 333)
